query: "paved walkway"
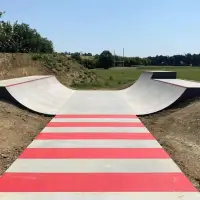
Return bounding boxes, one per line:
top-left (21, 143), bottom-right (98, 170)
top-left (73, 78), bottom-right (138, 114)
top-left (0, 114), bottom-right (199, 200)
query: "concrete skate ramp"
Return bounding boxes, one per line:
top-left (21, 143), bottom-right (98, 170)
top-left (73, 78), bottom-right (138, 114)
top-left (122, 71), bottom-right (200, 115)
top-left (122, 71), bottom-right (185, 115)
top-left (0, 76), bottom-right (74, 115)
top-left (1, 71), bottom-right (200, 116)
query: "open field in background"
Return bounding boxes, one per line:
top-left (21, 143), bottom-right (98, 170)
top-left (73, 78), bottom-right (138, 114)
top-left (76, 66), bottom-right (200, 90)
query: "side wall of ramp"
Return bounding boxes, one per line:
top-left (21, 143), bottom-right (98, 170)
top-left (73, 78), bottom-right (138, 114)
top-left (0, 114), bottom-right (198, 200)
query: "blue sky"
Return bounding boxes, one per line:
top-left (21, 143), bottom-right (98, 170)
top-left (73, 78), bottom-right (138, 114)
top-left (1, 0), bottom-right (200, 57)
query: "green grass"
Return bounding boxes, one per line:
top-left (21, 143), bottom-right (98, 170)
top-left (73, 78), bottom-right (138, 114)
top-left (87, 66), bottom-right (200, 90)
top-left (91, 68), bottom-right (140, 89)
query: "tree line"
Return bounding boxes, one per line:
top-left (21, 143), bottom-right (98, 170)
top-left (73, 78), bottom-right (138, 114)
top-left (71, 51), bottom-right (200, 69)
top-left (111, 54), bottom-right (200, 67)
top-left (65, 52), bottom-right (92, 56)
top-left (147, 54), bottom-right (200, 66)
top-left (0, 11), bottom-right (53, 53)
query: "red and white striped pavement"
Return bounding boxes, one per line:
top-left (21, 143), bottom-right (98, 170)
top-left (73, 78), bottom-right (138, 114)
top-left (0, 114), bottom-right (199, 200)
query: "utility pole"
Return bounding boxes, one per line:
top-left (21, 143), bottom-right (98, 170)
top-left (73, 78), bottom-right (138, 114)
top-left (114, 50), bottom-right (116, 68)
top-left (113, 48), bottom-right (125, 68)
top-left (123, 48), bottom-right (124, 67)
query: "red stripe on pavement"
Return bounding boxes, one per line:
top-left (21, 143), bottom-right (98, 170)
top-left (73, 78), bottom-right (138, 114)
top-left (47, 122), bottom-right (144, 127)
top-left (19, 148), bottom-right (169, 159)
top-left (36, 132), bottom-right (154, 140)
top-left (0, 173), bottom-right (196, 192)
top-left (55, 114), bottom-right (137, 118)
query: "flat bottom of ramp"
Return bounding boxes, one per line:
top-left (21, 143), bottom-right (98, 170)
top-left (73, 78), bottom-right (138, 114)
top-left (0, 114), bottom-right (199, 200)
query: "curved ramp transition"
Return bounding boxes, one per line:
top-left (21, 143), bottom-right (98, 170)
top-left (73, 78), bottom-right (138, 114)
top-left (0, 75), bottom-right (74, 115)
top-left (121, 71), bottom-right (200, 115)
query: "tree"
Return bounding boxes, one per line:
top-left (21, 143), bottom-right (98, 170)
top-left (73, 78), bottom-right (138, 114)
top-left (98, 50), bottom-right (113, 69)
top-left (71, 52), bottom-right (82, 62)
top-left (94, 54), bottom-right (99, 59)
top-left (0, 12), bottom-right (54, 53)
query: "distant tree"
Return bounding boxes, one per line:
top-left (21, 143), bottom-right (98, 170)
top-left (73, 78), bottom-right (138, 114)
top-left (94, 54), bottom-right (99, 59)
top-left (98, 50), bottom-right (113, 69)
top-left (71, 52), bottom-right (81, 62)
top-left (81, 59), bottom-right (97, 69)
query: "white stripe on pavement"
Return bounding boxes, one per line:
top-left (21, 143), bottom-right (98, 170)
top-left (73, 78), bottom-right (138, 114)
top-left (51, 118), bottom-right (141, 123)
top-left (28, 139), bottom-right (161, 148)
top-left (42, 127), bottom-right (149, 133)
top-left (0, 192), bottom-right (199, 200)
top-left (7, 159), bottom-right (181, 173)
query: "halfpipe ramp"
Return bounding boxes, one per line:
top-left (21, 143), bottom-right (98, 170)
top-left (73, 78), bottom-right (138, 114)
top-left (0, 71), bottom-right (200, 115)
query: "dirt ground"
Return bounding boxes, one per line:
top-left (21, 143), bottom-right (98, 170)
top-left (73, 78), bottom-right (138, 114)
top-left (140, 100), bottom-right (200, 190)
top-left (0, 101), bottom-right (51, 174)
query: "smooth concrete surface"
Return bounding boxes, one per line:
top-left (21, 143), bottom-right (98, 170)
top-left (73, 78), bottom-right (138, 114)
top-left (42, 126), bottom-right (149, 133)
top-left (57, 90), bottom-right (134, 114)
top-left (28, 139), bottom-right (161, 148)
top-left (7, 158), bottom-right (181, 173)
top-left (155, 78), bottom-right (200, 88)
top-left (4, 76), bottom-right (75, 115)
top-left (120, 71), bottom-right (186, 115)
top-left (1, 71), bottom-right (200, 115)
top-left (0, 75), bottom-right (50, 86)
top-left (56, 71), bottom-right (189, 115)
top-left (51, 117), bottom-right (141, 122)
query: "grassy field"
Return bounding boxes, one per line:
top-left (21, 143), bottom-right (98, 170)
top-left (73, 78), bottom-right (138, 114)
top-left (75, 66), bottom-right (200, 90)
